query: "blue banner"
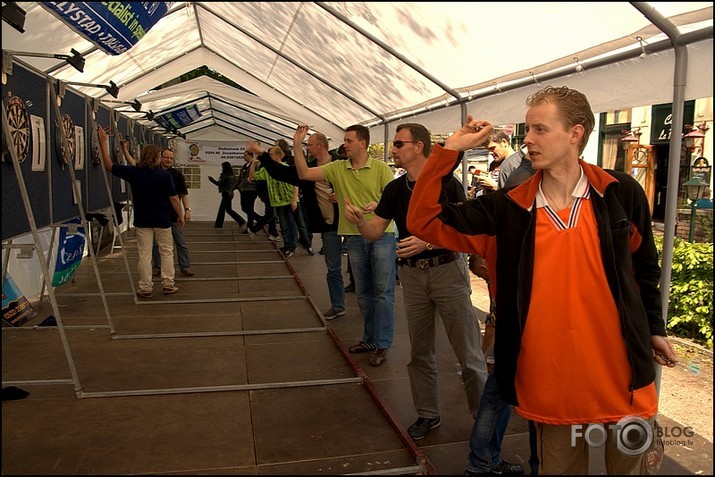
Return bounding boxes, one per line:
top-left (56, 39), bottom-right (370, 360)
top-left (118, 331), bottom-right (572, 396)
top-left (41, 2), bottom-right (174, 56)
top-left (52, 218), bottom-right (86, 287)
top-left (156, 104), bottom-right (202, 130)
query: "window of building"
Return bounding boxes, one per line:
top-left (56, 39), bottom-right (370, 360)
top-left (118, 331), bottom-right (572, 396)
top-left (176, 164), bottom-right (202, 189)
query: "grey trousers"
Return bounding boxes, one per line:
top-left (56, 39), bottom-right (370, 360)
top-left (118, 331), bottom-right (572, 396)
top-left (399, 255), bottom-right (489, 419)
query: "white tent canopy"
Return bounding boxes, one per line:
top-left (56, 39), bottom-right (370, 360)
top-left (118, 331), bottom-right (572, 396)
top-left (3, 2), bottom-right (712, 146)
top-left (1, 2), bottom-right (713, 347)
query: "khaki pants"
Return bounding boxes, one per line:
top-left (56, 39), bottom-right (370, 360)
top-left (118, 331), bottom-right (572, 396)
top-left (535, 417), bottom-right (662, 475)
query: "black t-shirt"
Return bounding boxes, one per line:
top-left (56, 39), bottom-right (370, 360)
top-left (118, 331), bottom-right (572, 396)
top-left (375, 173), bottom-right (466, 259)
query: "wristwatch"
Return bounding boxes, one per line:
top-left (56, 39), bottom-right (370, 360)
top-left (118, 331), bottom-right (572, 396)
top-left (425, 243), bottom-right (434, 251)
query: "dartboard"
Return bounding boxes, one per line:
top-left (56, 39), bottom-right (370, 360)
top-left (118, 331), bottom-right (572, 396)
top-left (91, 126), bottom-right (101, 165)
top-left (3, 96), bottom-right (30, 163)
top-left (57, 113), bottom-right (75, 164)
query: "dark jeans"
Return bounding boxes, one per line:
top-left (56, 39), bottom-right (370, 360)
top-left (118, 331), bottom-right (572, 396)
top-left (275, 203), bottom-right (312, 251)
top-left (251, 196), bottom-right (278, 235)
top-left (215, 193), bottom-right (245, 228)
top-left (240, 189), bottom-right (262, 230)
top-left (465, 373), bottom-right (539, 474)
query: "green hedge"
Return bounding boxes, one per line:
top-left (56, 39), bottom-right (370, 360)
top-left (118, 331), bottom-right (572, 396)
top-left (656, 235), bottom-right (713, 348)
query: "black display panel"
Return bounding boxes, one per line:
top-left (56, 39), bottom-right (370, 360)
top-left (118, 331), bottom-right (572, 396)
top-left (1, 62), bottom-right (51, 241)
top-left (86, 103), bottom-right (112, 213)
top-left (50, 85), bottom-right (86, 224)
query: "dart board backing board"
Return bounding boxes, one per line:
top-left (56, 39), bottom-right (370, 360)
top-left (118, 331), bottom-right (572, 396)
top-left (51, 85), bottom-right (86, 225)
top-left (87, 103), bottom-right (112, 213)
top-left (1, 61), bottom-right (51, 241)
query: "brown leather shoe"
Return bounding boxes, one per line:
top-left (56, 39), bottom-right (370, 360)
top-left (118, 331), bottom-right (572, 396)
top-left (182, 268), bottom-right (194, 277)
top-left (370, 349), bottom-right (388, 366)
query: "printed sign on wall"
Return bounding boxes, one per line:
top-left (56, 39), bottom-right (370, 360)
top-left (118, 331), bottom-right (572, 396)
top-left (2, 274), bottom-right (37, 327)
top-left (175, 140), bottom-right (247, 165)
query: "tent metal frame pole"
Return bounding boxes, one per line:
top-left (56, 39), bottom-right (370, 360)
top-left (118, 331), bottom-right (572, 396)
top-left (93, 109), bottom-right (139, 307)
top-left (1, 96), bottom-right (83, 395)
top-left (630, 1), bottom-right (689, 397)
top-left (49, 79), bottom-right (117, 336)
top-left (38, 227), bottom-right (57, 303)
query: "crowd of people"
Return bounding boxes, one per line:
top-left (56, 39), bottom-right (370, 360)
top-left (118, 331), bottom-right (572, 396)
top-left (98, 85), bottom-right (678, 475)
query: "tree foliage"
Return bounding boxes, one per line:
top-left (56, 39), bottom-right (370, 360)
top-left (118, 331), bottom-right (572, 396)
top-left (657, 235), bottom-right (713, 348)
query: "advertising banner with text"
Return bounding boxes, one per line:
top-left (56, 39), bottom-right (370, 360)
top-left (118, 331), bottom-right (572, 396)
top-left (175, 140), bottom-right (247, 166)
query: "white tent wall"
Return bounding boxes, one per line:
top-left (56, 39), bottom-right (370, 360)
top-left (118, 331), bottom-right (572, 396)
top-left (370, 38), bottom-right (713, 140)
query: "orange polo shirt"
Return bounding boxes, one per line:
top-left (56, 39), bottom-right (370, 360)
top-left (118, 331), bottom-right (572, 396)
top-left (514, 177), bottom-right (657, 425)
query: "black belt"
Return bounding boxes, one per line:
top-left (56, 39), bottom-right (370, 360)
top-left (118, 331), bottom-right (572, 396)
top-left (402, 252), bottom-right (459, 269)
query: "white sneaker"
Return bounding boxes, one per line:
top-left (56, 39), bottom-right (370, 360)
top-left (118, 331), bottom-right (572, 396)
top-left (269, 235), bottom-right (281, 242)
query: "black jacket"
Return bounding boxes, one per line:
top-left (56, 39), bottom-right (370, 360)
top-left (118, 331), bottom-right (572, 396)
top-left (408, 145), bottom-right (664, 406)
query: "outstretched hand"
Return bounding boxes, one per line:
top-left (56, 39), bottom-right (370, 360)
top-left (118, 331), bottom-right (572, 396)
top-left (444, 114), bottom-right (493, 152)
top-left (97, 125), bottom-right (108, 144)
top-left (246, 141), bottom-right (264, 155)
top-left (294, 125), bottom-right (309, 145)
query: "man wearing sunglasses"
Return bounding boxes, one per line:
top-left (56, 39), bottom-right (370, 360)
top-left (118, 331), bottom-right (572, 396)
top-left (342, 123), bottom-right (490, 442)
top-left (293, 124), bottom-right (396, 367)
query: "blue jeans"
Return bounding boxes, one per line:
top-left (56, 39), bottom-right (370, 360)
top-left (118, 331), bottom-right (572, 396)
top-left (276, 203), bottom-right (312, 251)
top-left (322, 230), bottom-right (344, 311)
top-left (466, 373), bottom-right (513, 473)
top-left (346, 233), bottom-right (396, 349)
top-left (152, 222), bottom-right (190, 271)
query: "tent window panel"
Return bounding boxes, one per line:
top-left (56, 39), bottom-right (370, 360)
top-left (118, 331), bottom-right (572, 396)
top-left (176, 165), bottom-right (202, 189)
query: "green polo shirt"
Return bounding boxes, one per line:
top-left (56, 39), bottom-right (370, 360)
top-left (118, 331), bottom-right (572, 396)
top-left (320, 157), bottom-right (395, 235)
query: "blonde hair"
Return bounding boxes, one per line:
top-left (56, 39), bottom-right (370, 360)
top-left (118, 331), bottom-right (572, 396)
top-left (526, 86), bottom-right (594, 155)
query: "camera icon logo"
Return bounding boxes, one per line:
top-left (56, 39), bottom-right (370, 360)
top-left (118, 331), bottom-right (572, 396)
top-left (614, 415), bottom-right (653, 456)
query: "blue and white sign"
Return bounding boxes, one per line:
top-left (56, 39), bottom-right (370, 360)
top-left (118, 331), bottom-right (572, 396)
top-left (41, 2), bottom-right (174, 56)
top-left (156, 104), bottom-right (202, 130)
top-left (52, 218), bottom-right (86, 287)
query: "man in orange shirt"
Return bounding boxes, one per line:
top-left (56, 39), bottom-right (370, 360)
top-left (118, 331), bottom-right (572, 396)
top-left (407, 86), bottom-right (677, 474)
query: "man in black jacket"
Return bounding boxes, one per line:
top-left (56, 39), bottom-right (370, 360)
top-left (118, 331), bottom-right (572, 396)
top-left (408, 86), bottom-right (677, 475)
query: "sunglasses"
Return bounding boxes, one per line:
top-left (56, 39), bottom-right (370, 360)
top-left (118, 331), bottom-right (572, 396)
top-left (393, 140), bottom-right (417, 148)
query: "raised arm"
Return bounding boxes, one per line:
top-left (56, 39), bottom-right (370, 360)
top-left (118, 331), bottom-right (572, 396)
top-left (96, 126), bottom-right (113, 172)
top-left (120, 137), bottom-right (136, 166)
top-left (407, 116), bottom-right (495, 255)
top-left (293, 125), bottom-right (325, 182)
